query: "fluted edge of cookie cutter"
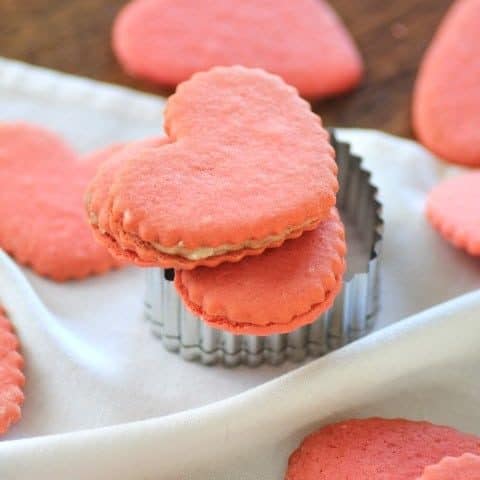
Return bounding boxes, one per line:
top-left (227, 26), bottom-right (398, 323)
top-left (144, 131), bottom-right (383, 367)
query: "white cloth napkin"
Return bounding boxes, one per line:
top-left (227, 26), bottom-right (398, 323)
top-left (0, 58), bottom-right (479, 479)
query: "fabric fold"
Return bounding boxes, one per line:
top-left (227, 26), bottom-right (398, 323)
top-left (2, 291), bottom-right (480, 479)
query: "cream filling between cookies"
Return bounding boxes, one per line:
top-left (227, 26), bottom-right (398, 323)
top-left (151, 217), bottom-right (319, 260)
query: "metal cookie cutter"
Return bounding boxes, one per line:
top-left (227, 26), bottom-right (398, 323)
top-left (145, 131), bottom-right (383, 367)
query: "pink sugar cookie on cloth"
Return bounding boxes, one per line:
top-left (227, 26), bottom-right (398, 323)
top-left (0, 122), bottom-right (121, 281)
top-left (426, 171), bottom-right (480, 256)
top-left (112, 0), bottom-right (363, 99)
top-left (413, 0), bottom-right (480, 166)
top-left (175, 209), bottom-right (345, 335)
top-left (0, 308), bottom-right (24, 436)
top-left (86, 66), bottom-right (338, 270)
top-left (419, 454), bottom-right (480, 479)
top-left (285, 418), bottom-right (480, 480)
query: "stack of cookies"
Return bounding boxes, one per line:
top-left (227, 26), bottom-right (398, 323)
top-left (85, 65), bottom-right (348, 359)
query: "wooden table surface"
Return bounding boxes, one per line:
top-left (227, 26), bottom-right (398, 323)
top-left (0, 0), bottom-right (452, 137)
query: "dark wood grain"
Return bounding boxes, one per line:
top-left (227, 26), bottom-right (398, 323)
top-left (0, 0), bottom-right (452, 137)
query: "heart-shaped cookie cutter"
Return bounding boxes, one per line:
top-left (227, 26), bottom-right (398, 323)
top-left (145, 131), bottom-right (383, 366)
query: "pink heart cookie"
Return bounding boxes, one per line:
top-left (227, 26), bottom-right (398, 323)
top-left (286, 418), bottom-right (480, 480)
top-left (113, 0), bottom-right (363, 99)
top-left (175, 208), bottom-right (346, 335)
top-left (85, 66), bottom-right (338, 269)
top-left (413, 0), bottom-right (480, 166)
top-left (0, 122), bottom-right (121, 281)
top-left (426, 171), bottom-right (480, 256)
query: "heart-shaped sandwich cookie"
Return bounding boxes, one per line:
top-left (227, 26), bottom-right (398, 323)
top-left (113, 0), bottom-right (363, 99)
top-left (286, 418), bottom-right (480, 480)
top-left (413, 0), bottom-right (480, 166)
top-left (0, 308), bottom-right (24, 436)
top-left (175, 208), bottom-right (345, 335)
top-left (86, 66), bottom-right (338, 269)
top-left (419, 454), bottom-right (480, 479)
top-left (0, 123), bottom-right (121, 280)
